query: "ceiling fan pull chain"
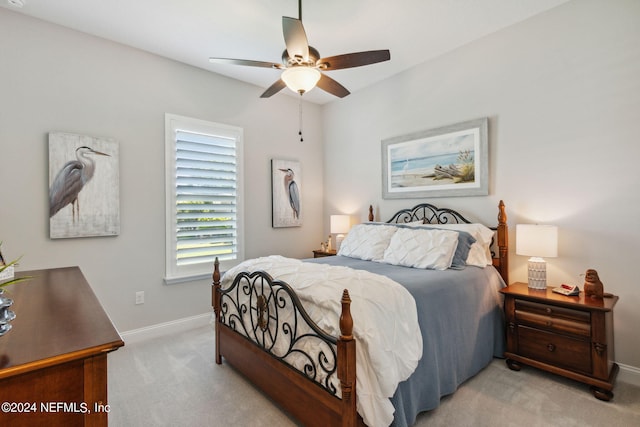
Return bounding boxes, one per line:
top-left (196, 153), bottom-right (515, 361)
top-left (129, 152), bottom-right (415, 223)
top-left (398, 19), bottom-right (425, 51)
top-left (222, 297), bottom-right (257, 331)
top-left (298, 93), bottom-right (304, 142)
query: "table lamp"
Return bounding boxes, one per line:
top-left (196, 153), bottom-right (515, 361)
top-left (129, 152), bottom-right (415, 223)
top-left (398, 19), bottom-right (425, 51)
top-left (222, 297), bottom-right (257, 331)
top-left (516, 224), bottom-right (558, 289)
top-left (330, 215), bottom-right (351, 251)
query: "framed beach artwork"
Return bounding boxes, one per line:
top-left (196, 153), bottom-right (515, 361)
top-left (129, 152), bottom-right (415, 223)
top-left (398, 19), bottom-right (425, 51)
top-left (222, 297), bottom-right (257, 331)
top-left (382, 118), bottom-right (488, 199)
top-left (48, 132), bottom-right (120, 239)
top-left (271, 159), bottom-right (302, 228)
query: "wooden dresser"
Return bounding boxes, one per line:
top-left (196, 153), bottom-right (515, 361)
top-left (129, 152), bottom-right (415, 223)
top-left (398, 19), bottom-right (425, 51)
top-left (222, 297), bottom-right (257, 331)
top-left (0, 267), bottom-right (124, 426)
top-left (500, 282), bottom-right (618, 400)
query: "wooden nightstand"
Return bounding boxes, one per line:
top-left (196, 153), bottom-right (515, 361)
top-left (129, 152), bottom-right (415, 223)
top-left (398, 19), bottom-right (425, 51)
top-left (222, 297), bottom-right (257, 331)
top-left (312, 249), bottom-right (336, 258)
top-left (500, 282), bottom-right (618, 401)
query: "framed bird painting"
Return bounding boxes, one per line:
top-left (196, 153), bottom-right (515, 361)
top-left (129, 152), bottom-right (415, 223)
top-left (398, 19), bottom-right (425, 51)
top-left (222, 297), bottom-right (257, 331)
top-left (271, 159), bottom-right (302, 228)
top-left (48, 132), bottom-right (120, 239)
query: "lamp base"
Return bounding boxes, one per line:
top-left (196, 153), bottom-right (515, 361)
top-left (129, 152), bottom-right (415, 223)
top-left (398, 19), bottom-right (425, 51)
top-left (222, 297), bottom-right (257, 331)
top-left (527, 257), bottom-right (547, 289)
top-left (336, 234), bottom-right (345, 252)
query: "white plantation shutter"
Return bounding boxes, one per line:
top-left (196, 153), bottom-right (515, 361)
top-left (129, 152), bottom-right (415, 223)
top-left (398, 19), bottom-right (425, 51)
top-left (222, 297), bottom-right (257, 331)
top-left (165, 114), bottom-right (243, 283)
top-left (175, 131), bottom-right (237, 264)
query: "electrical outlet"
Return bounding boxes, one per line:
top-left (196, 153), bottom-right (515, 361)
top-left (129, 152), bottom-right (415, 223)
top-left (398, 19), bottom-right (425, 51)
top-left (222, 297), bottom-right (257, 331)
top-left (135, 291), bottom-right (144, 305)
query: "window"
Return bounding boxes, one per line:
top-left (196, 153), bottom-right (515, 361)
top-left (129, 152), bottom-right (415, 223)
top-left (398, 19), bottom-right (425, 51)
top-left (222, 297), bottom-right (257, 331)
top-left (165, 114), bottom-right (244, 283)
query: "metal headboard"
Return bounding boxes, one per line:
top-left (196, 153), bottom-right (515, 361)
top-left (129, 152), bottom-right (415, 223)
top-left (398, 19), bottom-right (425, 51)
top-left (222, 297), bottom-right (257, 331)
top-left (384, 203), bottom-right (472, 225)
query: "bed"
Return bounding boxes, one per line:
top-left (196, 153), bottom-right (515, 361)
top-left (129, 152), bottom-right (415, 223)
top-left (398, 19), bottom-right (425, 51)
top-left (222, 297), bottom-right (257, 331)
top-left (212, 200), bottom-right (509, 427)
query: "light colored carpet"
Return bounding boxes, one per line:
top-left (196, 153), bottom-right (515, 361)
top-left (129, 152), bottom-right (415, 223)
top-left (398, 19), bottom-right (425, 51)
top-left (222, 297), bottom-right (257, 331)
top-left (108, 325), bottom-right (640, 426)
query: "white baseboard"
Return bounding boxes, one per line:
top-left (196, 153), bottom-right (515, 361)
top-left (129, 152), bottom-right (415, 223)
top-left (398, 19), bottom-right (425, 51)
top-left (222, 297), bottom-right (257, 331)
top-left (618, 362), bottom-right (640, 387)
top-left (120, 312), bottom-right (213, 345)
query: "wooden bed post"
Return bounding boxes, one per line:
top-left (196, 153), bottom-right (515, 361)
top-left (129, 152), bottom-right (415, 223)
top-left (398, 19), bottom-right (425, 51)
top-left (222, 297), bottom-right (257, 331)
top-left (497, 200), bottom-right (509, 284)
top-left (212, 257), bottom-right (222, 365)
top-left (368, 205), bottom-right (374, 222)
top-left (338, 289), bottom-right (357, 427)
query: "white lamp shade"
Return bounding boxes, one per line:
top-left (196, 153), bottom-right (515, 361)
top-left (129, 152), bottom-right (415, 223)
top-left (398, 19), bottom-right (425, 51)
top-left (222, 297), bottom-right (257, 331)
top-left (516, 224), bottom-right (558, 258)
top-left (281, 67), bottom-right (321, 94)
top-left (330, 215), bottom-right (351, 234)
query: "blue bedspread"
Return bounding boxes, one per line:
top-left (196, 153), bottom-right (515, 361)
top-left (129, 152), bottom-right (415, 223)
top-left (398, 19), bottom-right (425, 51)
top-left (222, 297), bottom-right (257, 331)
top-left (306, 255), bottom-right (506, 427)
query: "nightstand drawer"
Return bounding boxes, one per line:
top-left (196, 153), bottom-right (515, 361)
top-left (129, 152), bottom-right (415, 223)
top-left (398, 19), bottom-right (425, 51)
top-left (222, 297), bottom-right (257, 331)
top-left (518, 325), bottom-right (591, 374)
top-left (515, 309), bottom-right (591, 337)
top-left (515, 300), bottom-right (590, 323)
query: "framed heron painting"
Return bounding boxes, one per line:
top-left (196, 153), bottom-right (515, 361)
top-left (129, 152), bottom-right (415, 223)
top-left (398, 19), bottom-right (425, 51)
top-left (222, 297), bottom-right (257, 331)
top-left (271, 159), bottom-right (302, 228)
top-left (48, 132), bottom-right (120, 239)
top-left (381, 118), bottom-right (488, 199)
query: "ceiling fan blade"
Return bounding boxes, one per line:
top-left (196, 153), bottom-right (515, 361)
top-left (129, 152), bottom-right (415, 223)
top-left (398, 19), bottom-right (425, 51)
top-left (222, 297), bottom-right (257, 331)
top-left (209, 57), bottom-right (284, 69)
top-left (282, 17), bottom-right (309, 62)
top-left (316, 74), bottom-right (350, 98)
top-left (317, 50), bottom-right (390, 71)
top-left (260, 79), bottom-right (287, 98)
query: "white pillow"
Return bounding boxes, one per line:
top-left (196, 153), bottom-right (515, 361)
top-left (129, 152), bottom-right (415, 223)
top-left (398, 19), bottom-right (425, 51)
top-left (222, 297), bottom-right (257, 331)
top-left (424, 223), bottom-right (494, 267)
top-left (337, 224), bottom-right (397, 261)
top-left (382, 227), bottom-right (459, 270)
top-left (370, 220), bottom-right (424, 227)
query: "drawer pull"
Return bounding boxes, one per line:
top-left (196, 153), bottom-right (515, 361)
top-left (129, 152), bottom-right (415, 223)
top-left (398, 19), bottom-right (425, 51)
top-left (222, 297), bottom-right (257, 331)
top-left (545, 307), bottom-right (552, 314)
top-left (547, 343), bottom-right (556, 352)
top-left (546, 320), bottom-right (552, 327)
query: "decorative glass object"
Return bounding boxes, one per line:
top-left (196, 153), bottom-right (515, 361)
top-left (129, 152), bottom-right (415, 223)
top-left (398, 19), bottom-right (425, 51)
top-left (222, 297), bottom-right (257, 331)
top-left (0, 289), bottom-right (16, 336)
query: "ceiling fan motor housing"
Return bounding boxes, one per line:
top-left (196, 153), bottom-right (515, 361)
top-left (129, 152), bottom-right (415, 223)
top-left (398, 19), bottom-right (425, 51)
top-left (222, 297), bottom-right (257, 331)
top-left (282, 46), bottom-right (320, 67)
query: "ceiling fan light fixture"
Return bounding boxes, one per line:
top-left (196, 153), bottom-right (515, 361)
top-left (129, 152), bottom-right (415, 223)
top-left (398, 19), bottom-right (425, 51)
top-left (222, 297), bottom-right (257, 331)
top-left (281, 66), bottom-right (321, 94)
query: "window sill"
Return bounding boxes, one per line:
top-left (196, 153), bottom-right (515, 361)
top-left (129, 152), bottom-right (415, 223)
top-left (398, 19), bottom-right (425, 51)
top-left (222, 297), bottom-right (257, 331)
top-left (164, 272), bottom-right (214, 285)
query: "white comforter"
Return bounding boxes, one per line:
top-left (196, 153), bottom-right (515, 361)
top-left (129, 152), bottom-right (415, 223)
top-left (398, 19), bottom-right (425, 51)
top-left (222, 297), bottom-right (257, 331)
top-left (221, 256), bottom-right (423, 427)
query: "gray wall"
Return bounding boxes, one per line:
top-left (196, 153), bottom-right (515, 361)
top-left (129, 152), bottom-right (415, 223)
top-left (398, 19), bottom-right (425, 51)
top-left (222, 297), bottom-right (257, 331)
top-left (323, 0), bottom-right (640, 370)
top-left (0, 9), bottom-right (324, 332)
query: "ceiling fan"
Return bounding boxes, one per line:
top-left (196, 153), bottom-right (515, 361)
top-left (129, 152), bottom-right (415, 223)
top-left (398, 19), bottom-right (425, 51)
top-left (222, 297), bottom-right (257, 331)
top-left (209, 0), bottom-right (390, 99)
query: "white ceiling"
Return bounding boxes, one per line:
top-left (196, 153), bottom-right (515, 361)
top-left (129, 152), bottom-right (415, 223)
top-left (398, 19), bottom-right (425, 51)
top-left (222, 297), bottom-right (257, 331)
top-left (2, 0), bottom-right (569, 104)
